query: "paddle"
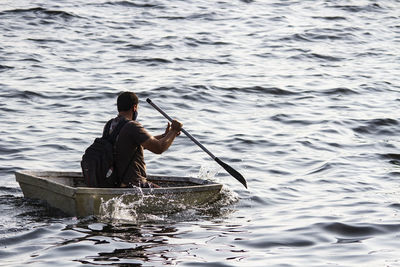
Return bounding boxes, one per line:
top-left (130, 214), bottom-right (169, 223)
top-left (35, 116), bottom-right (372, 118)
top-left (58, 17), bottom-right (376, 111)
top-left (146, 98), bottom-right (248, 189)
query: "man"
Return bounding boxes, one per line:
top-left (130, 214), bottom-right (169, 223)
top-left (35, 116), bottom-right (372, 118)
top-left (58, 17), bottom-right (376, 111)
top-left (105, 91), bottom-right (182, 188)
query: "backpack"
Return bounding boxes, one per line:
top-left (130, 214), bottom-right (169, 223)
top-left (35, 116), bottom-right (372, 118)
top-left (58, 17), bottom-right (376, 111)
top-left (81, 118), bottom-right (128, 188)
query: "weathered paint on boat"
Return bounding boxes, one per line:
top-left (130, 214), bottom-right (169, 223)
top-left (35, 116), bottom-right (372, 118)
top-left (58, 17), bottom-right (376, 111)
top-left (15, 170), bottom-right (223, 217)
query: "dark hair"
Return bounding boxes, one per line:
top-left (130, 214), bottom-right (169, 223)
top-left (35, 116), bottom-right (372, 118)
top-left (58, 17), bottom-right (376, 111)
top-left (117, 91), bottom-right (138, 112)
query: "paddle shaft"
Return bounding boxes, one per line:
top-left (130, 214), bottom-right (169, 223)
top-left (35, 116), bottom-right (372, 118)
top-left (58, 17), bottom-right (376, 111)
top-left (146, 99), bottom-right (216, 159)
top-left (146, 98), bottom-right (248, 189)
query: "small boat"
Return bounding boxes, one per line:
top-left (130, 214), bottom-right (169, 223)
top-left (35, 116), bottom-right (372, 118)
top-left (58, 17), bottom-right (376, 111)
top-left (15, 170), bottom-right (223, 217)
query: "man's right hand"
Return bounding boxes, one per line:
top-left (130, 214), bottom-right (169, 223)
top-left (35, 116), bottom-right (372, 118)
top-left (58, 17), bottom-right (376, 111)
top-left (143, 119), bottom-right (183, 154)
top-left (171, 119), bottom-right (183, 133)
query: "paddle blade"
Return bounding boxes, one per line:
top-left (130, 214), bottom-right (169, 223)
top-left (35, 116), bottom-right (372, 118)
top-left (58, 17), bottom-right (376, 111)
top-left (215, 157), bottom-right (247, 189)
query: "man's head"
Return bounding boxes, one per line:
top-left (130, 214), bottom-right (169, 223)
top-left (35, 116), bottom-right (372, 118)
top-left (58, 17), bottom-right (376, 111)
top-left (117, 91), bottom-right (138, 112)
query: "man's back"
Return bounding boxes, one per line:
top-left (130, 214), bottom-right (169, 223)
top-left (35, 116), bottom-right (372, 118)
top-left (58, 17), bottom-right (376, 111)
top-left (114, 119), bottom-right (151, 186)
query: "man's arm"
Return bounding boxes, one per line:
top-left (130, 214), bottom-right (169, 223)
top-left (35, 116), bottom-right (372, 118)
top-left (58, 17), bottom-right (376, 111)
top-left (154, 122), bottom-right (170, 140)
top-left (142, 120), bottom-right (182, 154)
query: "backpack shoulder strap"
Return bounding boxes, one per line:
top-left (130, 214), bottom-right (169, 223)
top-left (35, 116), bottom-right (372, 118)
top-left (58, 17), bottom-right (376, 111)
top-left (102, 119), bottom-right (113, 138)
top-left (107, 119), bottom-right (129, 143)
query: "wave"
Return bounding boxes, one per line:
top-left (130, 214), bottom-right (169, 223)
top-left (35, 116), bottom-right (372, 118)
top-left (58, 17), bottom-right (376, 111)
top-left (123, 43), bottom-right (173, 51)
top-left (124, 57), bottom-right (172, 65)
top-left (306, 162), bottom-right (334, 175)
top-left (270, 114), bottom-right (330, 126)
top-left (0, 7), bottom-right (80, 20)
top-left (320, 87), bottom-right (359, 96)
top-left (290, 52), bottom-right (345, 62)
top-left (277, 26), bottom-right (361, 44)
top-left (104, 1), bottom-right (165, 9)
top-left (38, 144), bottom-right (74, 151)
top-left (280, 32), bottom-right (352, 43)
top-left (320, 222), bottom-right (400, 237)
top-left (0, 88), bottom-right (119, 102)
top-left (183, 37), bottom-right (230, 47)
top-left (18, 58), bottom-right (42, 63)
top-left (0, 145), bottom-right (21, 155)
top-left (380, 153), bottom-right (400, 161)
top-left (327, 3), bottom-right (384, 13)
top-left (0, 227), bottom-right (52, 248)
top-left (215, 85), bottom-right (297, 96)
top-left (0, 65), bottom-right (14, 72)
top-left (312, 16), bottom-right (347, 21)
top-left (237, 236), bottom-right (314, 249)
top-left (27, 38), bottom-right (66, 44)
top-left (159, 12), bottom-right (218, 21)
top-left (352, 118), bottom-right (399, 136)
top-left (175, 57), bottom-right (231, 65)
top-left (0, 186), bottom-right (21, 195)
top-left (380, 153), bottom-right (400, 166)
top-left (0, 105), bottom-right (18, 112)
top-left (1, 90), bottom-right (49, 100)
top-left (389, 203), bottom-right (400, 209)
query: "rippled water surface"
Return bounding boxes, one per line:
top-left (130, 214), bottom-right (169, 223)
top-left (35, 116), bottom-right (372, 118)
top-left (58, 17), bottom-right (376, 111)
top-left (1, 0), bottom-right (399, 266)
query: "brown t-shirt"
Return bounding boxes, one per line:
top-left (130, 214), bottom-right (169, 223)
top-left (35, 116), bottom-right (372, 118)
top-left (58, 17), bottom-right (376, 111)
top-left (107, 116), bottom-right (151, 186)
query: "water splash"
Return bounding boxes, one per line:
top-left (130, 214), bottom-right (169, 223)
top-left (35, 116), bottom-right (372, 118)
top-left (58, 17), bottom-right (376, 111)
top-left (197, 163), bottom-right (240, 204)
top-left (195, 162), bottom-right (222, 183)
top-left (99, 188), bottom-right (144, 223)
top-left (98, 187), bottom-right (188, 223)
top-left (97, 171), bottom-right (239, 223)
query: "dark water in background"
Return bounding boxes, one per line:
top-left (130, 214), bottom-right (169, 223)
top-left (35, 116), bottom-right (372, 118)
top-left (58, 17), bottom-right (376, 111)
top-left (1, 0), bottom-right (400, 266)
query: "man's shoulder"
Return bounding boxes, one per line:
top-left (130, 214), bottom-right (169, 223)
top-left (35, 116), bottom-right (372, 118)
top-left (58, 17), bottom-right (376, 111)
top-left (125, 120), bottom-right (143, 129)
top-left (123, 120), bottom-right (149, 134)
top-left (122, 120), bottom-right (151, 142)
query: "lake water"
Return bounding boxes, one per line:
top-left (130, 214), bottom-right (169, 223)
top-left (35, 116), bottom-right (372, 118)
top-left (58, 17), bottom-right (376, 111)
top-left (1, 0), bottom-right (399, 266)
